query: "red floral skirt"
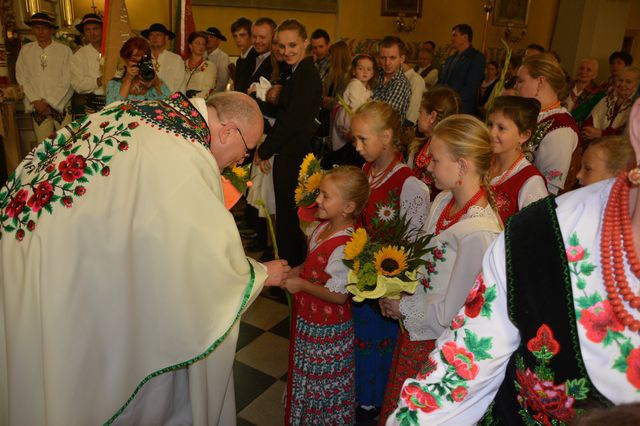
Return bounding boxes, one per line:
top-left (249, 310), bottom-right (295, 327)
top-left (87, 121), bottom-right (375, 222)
top-left (378, 330), bottom-right (435, 425)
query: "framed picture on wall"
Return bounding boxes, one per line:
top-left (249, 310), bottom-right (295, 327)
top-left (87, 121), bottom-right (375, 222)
top-left (381, 0), bottom-right (422, 18)
top-left (191, 0), bottom-right (338, 13)
top-left (492, 0), bottom-right (531, 28)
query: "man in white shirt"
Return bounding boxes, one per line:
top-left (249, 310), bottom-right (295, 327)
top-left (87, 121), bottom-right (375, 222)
top-left (141, 23), bottom-right (186, 94)
top-left (16, 13), bottom-right (73, 143)
top-left (403, 62), bottom-right (426, 125)
top-left (70, 13), bottom-right (105, 116)
top-left (415, 49), bottom-right (439, 89)
top-left (204, 27), bottom-right (230, 93)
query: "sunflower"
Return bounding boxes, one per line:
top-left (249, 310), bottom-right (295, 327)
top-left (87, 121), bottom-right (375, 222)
top-left (344, 228), bottom-right (367, 260)
top-left (374, 246), bottom-right (408, 277)
top-left (231, 164), bottom-right (247, 179)
top-left (304, 171), bottom-right (323, 194)
top-left (294, 185), bottom-right (304, 204)
top-left (298, 153), bottom-right (316, 179)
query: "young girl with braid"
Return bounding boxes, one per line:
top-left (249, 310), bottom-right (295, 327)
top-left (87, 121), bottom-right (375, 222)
top-left (378, 115), bottom-right (502, 422)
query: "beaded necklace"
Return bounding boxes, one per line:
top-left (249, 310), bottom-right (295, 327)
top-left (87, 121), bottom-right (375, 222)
top-left (368, 156), bottom-right (400, 189)
top-left (435, 188), bottom-right (485, 235)
top-left (540, 100), bottom-right (561, 113)
top-left (600, 173), bottom-right (640, 333)
top-left (492, 153), bottom-right (524, 187)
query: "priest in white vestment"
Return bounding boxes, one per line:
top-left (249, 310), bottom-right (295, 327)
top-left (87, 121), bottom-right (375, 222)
top-left (0, 91), bottom-right (289, 425)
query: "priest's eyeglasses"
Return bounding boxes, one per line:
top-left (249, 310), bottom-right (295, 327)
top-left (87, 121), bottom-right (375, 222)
top-left (221, 123), bottom-right (250, 158)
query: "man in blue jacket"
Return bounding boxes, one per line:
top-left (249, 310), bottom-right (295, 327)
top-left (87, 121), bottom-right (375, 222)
top-left (439, 24), bottom-right (485, 115)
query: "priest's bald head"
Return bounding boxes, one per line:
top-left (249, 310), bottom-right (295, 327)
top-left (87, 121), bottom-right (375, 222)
top-left (206, 92), bottom-right (263, 169)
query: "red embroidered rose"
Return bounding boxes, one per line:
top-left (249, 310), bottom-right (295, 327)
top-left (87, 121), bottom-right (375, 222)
top-left (464, 273), bottom-right (487, 318)
top-left (401, 383), bottom-right (440, 413)
top-left (74, 186), bottom-right (86, 196)
top-left (450, 314), bottom-right (465, 330)
top-left (441, 341), bottom-right (479, 380)
top-left (61, 196), bottom-right (73, 208)
top-left (516, 367), bottom-right (576, 424)
top-left (578, 301), bottom-right (624, 343)
top-left (48, 132), bottom-right (56, 140)
top-left (27, 220), bottom-right (36, 231)
top-left (99, 121), bottom-right (109, 128)
top-left (5, 189), bottom-right (28, 218)
top-left (566, 245), bottom-right (585, 262)
top-left (101, 166), bottom-right (110, 176)
top-left (45, 164), bottom-right (55, 173)
top-left (626, 347), bottom-right (640, 390)
top-left (82, 133), bottom-right (90, 140)
top-left (120, 104), bottom-right (133, 111)
top-left (421, 277), bottom-right (431, 290)
top-left (451, 386), bottom-right (468, 402)
top-left (433, 248), bottom-right (444, 259)
top-left (128, 122), bottom-right (139, 129)
top-left (355, 338), bottom-right (366, 350)
top-left (426, 261), bottom-right (435, 273)
top-left (58, 154), bottom-right (86, 182)
top-left (27, 181), bottom-right (54, 212)
top-left (15, 229), bottom-right (25, 241)
top-left (118, 142), bottom-right (129, 151)
top-left (527, 324), bottom-right (560, 355)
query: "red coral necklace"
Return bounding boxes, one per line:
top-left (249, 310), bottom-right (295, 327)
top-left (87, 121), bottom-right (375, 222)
top-left (492, 153), bottom-right (524, 187)
top-left (435, 188), bottom-right (485, 235)
top-left (600, 173), bottom-right (640, 332)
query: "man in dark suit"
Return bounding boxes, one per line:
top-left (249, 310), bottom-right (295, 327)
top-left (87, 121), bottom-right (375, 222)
top-left (231, 17), bottom-right (253, 93)
top-left (235, 17), bottom-right (276, 95)
top-left (439, 24), bottom-right (485, 115)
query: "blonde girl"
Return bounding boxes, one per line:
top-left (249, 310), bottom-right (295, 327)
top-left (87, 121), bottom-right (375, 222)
top-left (378, 115), bottom-right (502, 422)
top-left (350, 100), bottom-right (430, 418)
top-left (282, 166), bottom-right (369, 425)
top-left (576, 136), bottom-right (634, 186)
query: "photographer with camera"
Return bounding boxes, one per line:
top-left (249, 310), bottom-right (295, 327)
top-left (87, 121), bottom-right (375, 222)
top-left (106, 37), bottom-right (170, 105)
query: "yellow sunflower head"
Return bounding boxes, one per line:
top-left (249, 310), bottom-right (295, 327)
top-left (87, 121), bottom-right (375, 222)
top-left (299, 153), bottom-right (316, 179)
top-left (232, 164), bottom-right (247, 179)
top-left (344, 228), bottom-right (367, 260)
top-left (353, 259), bottom-right (360, 273)
top-left (304, 171), bottom-right (323, 194)
top-left (374, 245), bottom-right (408, 277)
top-left (294, 184), bottom-right (304, 204)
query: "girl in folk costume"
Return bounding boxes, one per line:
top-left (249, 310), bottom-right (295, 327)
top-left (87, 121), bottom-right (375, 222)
top-left (378, 115), bottom-right (502, 422)
top-left (350, 101), bottom-right (430, 419)
top-left (182, 31), bottom-right (217, 101)
top-left (407, 86), bottom-right (461, 200)
top-left (388, 100), bottom-right (640, 426)
top-left (487, 96), bottom-right (548, 223)
top-left (516, 53), bottom-right (580, 195)
top-left (577, 136), bottom-right (635, 186)
top-left (282, 166), bottom-right (370, 425)
top-left (583, 66), bottom-right (640, 140)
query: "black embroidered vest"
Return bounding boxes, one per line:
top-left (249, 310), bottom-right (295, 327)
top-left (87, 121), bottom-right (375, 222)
top-left (482, 196), bottom-right (611, 425)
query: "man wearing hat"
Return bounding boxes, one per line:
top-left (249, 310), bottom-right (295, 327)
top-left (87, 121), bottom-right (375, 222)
top-left (70, 13), bottom-right (105, 117)
top-left (203, 27), bottom-right (230, 93)
top-left (141, 23), bottom-right (185, 94)
top-left (16, 13), bottom-right (73, 143)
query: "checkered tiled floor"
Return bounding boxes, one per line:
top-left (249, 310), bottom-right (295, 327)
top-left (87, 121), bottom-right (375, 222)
top-left (235, 290), bottom-right (290, 426)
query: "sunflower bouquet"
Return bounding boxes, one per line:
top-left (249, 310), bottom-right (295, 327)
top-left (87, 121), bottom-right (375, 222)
top-left (343, 215), bottom-right (435, 303)
top-left (294, 153), bottom-right (324, 224)
top-left (221, 163), bottom-right (252, 209)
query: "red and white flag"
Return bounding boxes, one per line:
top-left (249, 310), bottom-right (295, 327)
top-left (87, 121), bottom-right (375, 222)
top-left (174, 0), bottom-right (196, 60)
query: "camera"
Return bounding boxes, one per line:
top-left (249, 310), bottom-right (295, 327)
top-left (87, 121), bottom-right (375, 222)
top-left (135, 55), bottom-right (156, 82)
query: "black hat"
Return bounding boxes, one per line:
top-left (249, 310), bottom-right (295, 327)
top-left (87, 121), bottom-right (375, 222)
top-left (204, 27), bottom-right (227, 41)
top-left (141, 23), bottom-right (175, 40)
top-left (25, 13), bottom-right (58, 29)
top-left (75, 13), bottom-right (103, 33)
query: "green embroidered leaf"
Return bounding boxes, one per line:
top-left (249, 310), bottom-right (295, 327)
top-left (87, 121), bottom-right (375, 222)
top-left (71, 145), bottom-right (81, 154)
top-left (77, 176), bottom-right (89, 183)
top-left (115, 110), bottom-right (124, 120)
top-left (62, 183), bottom-right (72, 191)
top-left (105, 139), bottom-right (114, 147)
top-left (4, 225), bottom-right (15, 232)
top-left (43, 140), bottom-right (53, 152)
top-left (53, 176), bottom-right (61, 185)
top-left (91, 162), bottom-right (100, 173)
top-left (565, 378), bottom-right (589, 400)
top-left (57, 133), bottom-right (66, 145)
top-left (532, 347), bottom-right (554, 361)
top-left (534, 363), bottom-right (554, 381)
top-left (612, 353), bottom-right (628, 373)
top-left (576, 293), bottom-right (602, 309)
top-left (94, 147), bottom-right (104, 158)
top-left (621, 340), bottom-right (634, 357)
top-left (44, 203), bottom-right (53, 214)
top-left (569, 232), bottom-right (579, 246)
top-left (104, 126), bottom-right (114, 133)
top-left (36, 151), bottom-right (47, 161)
top-left (85, 167), bottom-right (94, 176)
top-left (602, 329), bottom-right (621, 347)
top-left (121, 130), bottom-right (131, 137)
top-left (396, 407), bottom-right (420, 426)
top-left (580, 262), bottom-right (596, 276)
top-left (464, 330), bottom-right (493, 361)
top-left (576, 277), bottom-right (587, 290)
top-left (92, 135), bottom-right (99, 144)
top-left (583, 249), bottom-right (590, 261)
top-left (102, 155), bottom-right (113, 162)
top-left (117, 123), bottom-right (124, 131)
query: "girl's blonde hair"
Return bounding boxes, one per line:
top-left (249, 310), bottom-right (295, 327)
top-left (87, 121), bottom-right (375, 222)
top-left (352, 100), bottom-right (412, 153)
top-left (323, 165), bottom-right (370, 216)
top-left (522, 53), bottom-right (568, 99)
top-left (324, 41), bottom-right (352, 96)
top-left (421, 86), bottom-right (461, 123)
top-left (276, 19), bottom-right (307, 40)
top-left (588, 136), bottom-right (634, 175)
top-left (432, 114), bottom-right (500, 218)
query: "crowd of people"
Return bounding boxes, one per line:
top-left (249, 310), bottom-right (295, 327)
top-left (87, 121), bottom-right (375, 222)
top-left (3, 9), bottom-right (640, 426)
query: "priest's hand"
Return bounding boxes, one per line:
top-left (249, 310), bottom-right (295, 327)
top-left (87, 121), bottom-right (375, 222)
top-left (379, 297), bottom-right (402, 320)
top-left (264, 259), bottom-right (291, 286)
